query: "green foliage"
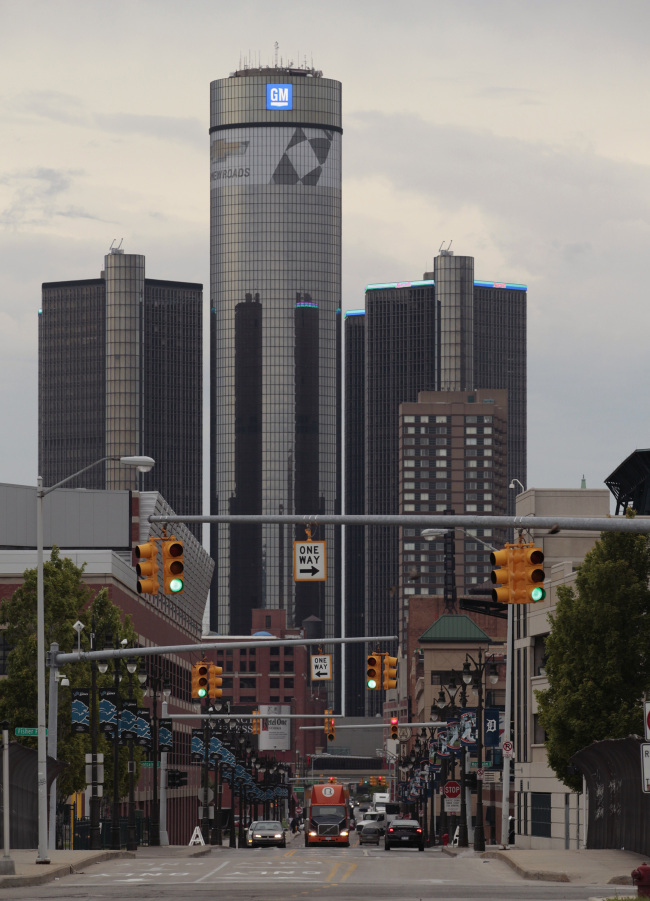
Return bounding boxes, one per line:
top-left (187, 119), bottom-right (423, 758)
top-left (536, 529), bottom-right (650, 791)
top-left (0, 548), bottom-right (145, 804)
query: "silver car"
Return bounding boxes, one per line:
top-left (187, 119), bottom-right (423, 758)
top-left (246, 820), bottom-right (287, 848)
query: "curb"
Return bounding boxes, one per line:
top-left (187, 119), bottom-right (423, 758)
top-left (481, 850), bottom-right (570, 883)
top-left (0, 850), bottom-right (133, 890)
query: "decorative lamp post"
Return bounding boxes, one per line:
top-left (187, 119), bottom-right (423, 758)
top-left (462, 650), bottom-right (499, 852)
top-left (125, 653), bottom-right (139, 851)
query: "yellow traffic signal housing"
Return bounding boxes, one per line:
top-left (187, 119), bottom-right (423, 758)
top-left (513, 544), bottom-right (546, 603)
top-left (162, 538), bottom-right (184, 595)
top-left (324, 709), bottom-right (335, 742)
top-left (208, 663), bottom-right (223, 698)
top-left (366, 655), bottom-right (381, 690)
top-left (192, 661), bottom-right (209, 699)
top-left (252, 710), bottom-right (260, 735)
top-left (490, 545), bottom-right (512, 604)
top-left (369, 776), bottom-right (377, 786)
top-left (390, 717), bottom-right (399, 740)
top-left (383, 655), bottom-right (398, 690)
top-left (135, 538), bottom-right (159, 595)
top-left (326, 716), bottom-right (335, 742)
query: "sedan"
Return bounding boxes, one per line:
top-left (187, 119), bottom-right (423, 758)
top-left (246, 820), bottom-right (287, 848)
top-left (384, 819), bottom-right (424, 851)
top-left (359, 824), bottom-right (382, 845)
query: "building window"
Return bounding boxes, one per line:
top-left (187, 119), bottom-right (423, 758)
top-left (270, 661), bottom-right (280, 673)
top-left (530, 793), bottom-right (552, 837)
top-left (270, 678), bottom-right (280, 688)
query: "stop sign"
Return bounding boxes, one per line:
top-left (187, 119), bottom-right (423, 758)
top-left (443, 780), bottom-right (461, 799)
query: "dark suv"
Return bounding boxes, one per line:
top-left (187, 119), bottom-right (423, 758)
top-left (384, 819), bottom-right (424, 851)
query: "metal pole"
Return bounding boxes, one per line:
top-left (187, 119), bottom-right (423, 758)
top-left (47, 645), bottom-right (59, 850)
top-left (35, 479), bottom-right (50, 864)
top-left (474, 651), bottom-right (486, 852)
top-left (458, 745), bottom-right (468, 847)
top-left (0, 723), bottom-right (15, 875)
top-left (89, 624), bottom-right (101, 850)
top-left (213, 759), bottom-right (222, 846)
top-left (202, 701), bottom-right (210, 844)
top-left (500, 603), bottom-right (514, 847)
top-left (150, 679), bottom-right (160, 846)
top-left (228, 767), bottom-right (236, 848)
top-left (110, 642), bottom-right (121, 850)
top-left (159, 694), bottom-right (169, 847)
top-left (126, 671), bottom-right (137, 851)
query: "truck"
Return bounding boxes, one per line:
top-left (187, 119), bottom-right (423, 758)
top-left (304, 782), bottom-right (351, 847)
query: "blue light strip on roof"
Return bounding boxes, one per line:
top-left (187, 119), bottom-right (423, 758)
top-left (365, 279), bottom-right (527, 292)
top-left (344, 309), bottom-right (365, 318)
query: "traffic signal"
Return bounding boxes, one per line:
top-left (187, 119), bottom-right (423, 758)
top-left (192, 661), bottom-right (209, 699)
top-left (366, 654), bottom-right (381, 690)
top-left (252, 710), bottom-right (260, 735)
top-left (177, 770), bottom-right (188, 787)
top-left (370, 776), bottom-right (377, 786)
top-left (208, 663), bottom-right (223, 698)
top-left (383, 655), bottom-right (398, 690)
top-left (325, 711), bottom-right (335, 742)
top-left (490, 545), bottom-right (513, 604)
top-left (512, 543), bottom-right (546, 603)
top-left (168, 769), bottom-right (179, 788)
top-left (135, 538), bottom-right (159, 595)
top-left (390, 716), bottom-right (399, 740)
top-left (162, 538), bottom-right (184, 594)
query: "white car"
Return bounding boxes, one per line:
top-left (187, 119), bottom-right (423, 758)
top-left (355, 811), bottom-right (387, 835)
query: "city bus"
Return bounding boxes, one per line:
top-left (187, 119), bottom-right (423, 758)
top-left (304, 783), bottom-right (351, 847)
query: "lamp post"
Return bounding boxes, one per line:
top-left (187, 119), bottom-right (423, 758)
top-left (209, 699), bottom-right (225, 846)
top-left (125, 652), bottom-right (139, 851)
top-left (462, 649), bottom-right (499, 852)
top-left (434, 673), bottom-right (469, 847)
top-left (140, 661), bottom-right (170, 847)
top-left (35, 454), bottom-right (154, 863)
top-left (98, 637), bottom-right (123, 851)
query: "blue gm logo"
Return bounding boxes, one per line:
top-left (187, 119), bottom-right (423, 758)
top-left (267, 83), bottom-right (292, 110)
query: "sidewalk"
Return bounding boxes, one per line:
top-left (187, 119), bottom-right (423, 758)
top-left (0, 844), bottom-right (212, 890)
top-left (444, 844), bottom-right (644, 886)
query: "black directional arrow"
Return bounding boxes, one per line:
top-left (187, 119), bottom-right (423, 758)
top-left (300, 566), bottom-right (319, 576)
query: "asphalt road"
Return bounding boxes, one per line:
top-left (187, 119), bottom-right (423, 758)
top-left (5, 843), bottom-right (628, 901)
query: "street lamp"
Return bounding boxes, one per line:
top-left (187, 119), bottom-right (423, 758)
top-left (434, 674), bottom-right (470, 847)
top-left (125, 652), bottom-right (139, 851)
top-left (36, 454), bottom-right (154, 863)
top-left (139, 660), bottom-right (170, 846)
top-left (462, 649), bottom-right (499, 852)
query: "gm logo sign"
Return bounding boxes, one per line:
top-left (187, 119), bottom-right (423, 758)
top-left (267, 83), bottom-right (292, 110)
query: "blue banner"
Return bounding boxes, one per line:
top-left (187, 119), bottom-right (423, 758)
top-left (484, 708), bottom-right (500, 747)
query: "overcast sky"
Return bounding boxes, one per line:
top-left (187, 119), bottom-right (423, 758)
top-left (2, 0), bottom-right (649, 510)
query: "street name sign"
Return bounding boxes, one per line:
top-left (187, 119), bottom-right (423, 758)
top-left (15, 727), bottom-right (40, 736)
top-left (294, 541), bottom-right (326, 581)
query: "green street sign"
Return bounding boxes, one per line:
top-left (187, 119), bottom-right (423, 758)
top-left (15, 727), bottom-right (41, 736)
top-left (141, 761), bottom-right (160, 768)
top-left (470, 760), bottom-right (493, 767)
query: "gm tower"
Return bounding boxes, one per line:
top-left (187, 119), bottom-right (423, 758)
top-left (209, 65), bottom-right (342, 641)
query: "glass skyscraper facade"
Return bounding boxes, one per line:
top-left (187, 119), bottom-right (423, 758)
top-left (209, 66), bottom-right (342, 637)
top-left (344, 255), bottom-right (526, 715)
top-left (39, 248), bottom-right (203, 537)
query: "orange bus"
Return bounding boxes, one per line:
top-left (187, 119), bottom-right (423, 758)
top-left (304, 783), bottom-right (351, 847)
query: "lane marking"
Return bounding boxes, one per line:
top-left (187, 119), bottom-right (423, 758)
top-left (326, 861), bottom-right (341, 883)
top-left (194, 859), bottom-right (231, 883)
top-left (341, 863), bottom-right (357, 882)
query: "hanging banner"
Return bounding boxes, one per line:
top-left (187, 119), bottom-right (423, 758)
top-left (120, 699), bottom-right (137, 741)
top-left (136, 707), bottom-right (151, 748)
top-left (460, 709), bottom-right (477, 748)
top-left (71, 689), bottom-right (89, 734)
top-left (99, 689), bottom-right (117, 739)
top-left (436, 728), bottom-right (450, 757)
top-left (159, 718), bottom-right (173, 751)
top-left (259, 704), bottom-right (291, 751)
top-left (447, 717), bottom-right (460, 751)
top-left (192, 728), bottom-right (205, 761)
top-left (484, 708), bottom-right (500, 747)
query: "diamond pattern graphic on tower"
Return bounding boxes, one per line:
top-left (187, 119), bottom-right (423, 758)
top-left (271, 128), bottom-right (333, 185)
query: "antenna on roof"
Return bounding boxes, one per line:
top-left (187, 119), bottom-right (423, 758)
top-left (274, 41), bottom-right (279, 67)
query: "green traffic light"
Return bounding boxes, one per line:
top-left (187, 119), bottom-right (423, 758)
top-left (367, 678), bottom-right (377, 689)
top-left (198, 686), bottom-right (207, 697)
top-left (170, 577), bottom-right (184, 593)
top-left (531, 586), bottom-right (546, 602)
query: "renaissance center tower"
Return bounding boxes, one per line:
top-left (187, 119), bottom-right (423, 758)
top-left (210, 65), bottom-right (342, 638)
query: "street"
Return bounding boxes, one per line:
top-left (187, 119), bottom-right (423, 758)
top-left (5, 842), bottom-right (629, 901)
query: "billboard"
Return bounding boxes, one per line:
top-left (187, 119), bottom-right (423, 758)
top-left (258, 704), bottom-right (291, 751)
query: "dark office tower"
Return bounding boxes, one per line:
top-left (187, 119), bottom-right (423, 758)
top-left (229, 293), bottom-right (263, 634)
top-left (473, 281), bottom-right (527, 514)
top-left (364, 281), bottom-right (440, 715)
top-left (437, 251), bottom-right (474, 391)
top-left (343, 310), bottom-right (366, 716)
top-left (39, 248), bottom-right (202, 535)
top-left (210, 65), bottom-right (342, 637)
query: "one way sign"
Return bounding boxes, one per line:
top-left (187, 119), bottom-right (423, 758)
top-left (293, 541), bottom-right (327, 581)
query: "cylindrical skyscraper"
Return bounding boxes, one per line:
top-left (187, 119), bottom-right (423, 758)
top-left (210, 65), bottom-right (342, 638)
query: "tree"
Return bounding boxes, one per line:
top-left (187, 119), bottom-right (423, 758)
top-left (0, 548), bottom-right (144, 804)
top-left (536, 526), bottom-right (650, 791)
